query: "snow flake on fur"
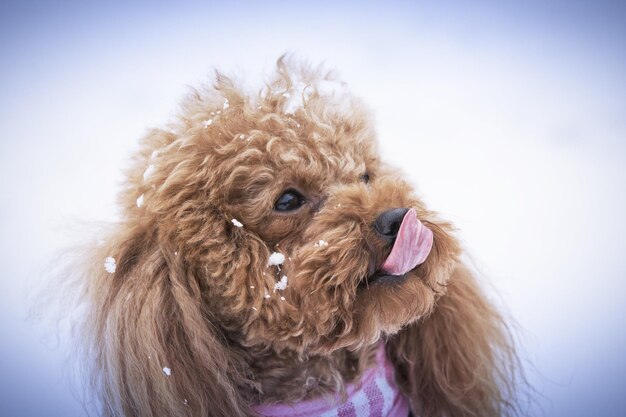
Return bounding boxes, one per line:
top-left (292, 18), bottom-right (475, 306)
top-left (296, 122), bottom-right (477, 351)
top-left (274, 275), bottom-right (288, 291)
top-left (143, 164), bottom-right (156, 182)
top-left (104, 257), bottom-right (116, 274)
top-left (268, 252), bottom-right (285, 266)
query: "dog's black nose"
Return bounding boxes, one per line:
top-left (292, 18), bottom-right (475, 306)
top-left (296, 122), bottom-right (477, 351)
top-left (373, 208), bottom-right (409, 243)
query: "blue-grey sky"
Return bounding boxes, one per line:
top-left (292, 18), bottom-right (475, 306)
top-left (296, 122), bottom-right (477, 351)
top-left (1, 1), bottom-right (625, 416)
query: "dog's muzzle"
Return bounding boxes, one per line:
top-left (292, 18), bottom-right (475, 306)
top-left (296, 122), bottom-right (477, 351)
top-left (364, 208), bottom-right (434, 286)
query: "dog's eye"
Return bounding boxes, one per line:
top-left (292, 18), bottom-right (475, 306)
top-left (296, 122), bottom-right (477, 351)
top-left (274, 190), bottom-right (305, 212)
top-left (360, 172), bottom-right (370, 184)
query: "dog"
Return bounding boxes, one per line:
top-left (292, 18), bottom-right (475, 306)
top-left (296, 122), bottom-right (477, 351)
top-left (74, 58), bottom-right (522, 417)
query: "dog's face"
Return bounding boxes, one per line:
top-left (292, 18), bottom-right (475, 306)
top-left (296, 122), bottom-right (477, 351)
top-left (132, 64), bottom-right (460, 356)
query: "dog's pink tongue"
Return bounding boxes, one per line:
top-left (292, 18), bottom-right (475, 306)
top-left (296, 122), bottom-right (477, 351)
top-left (381, 209), bottom-right (434, 276)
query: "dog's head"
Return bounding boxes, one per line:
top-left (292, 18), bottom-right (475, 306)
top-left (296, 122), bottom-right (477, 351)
top-left (84, 59), bottom-right (521, 417)
top-left (125, 60), bottom-right (459, 357)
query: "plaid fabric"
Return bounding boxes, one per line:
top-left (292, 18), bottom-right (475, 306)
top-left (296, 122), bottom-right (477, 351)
top-left (253, 344), bottom-right (410, 417)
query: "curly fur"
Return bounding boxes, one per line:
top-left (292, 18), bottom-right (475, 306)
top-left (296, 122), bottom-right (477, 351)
top-left (68, 57), bottom-right (524, 417)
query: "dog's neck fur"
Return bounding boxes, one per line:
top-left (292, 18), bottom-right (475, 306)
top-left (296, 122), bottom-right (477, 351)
top-left (232, 339), bottom-right (379, 405)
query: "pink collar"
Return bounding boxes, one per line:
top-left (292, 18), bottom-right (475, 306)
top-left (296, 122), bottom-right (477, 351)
top-left (253, 344), bottom-right (410, 417)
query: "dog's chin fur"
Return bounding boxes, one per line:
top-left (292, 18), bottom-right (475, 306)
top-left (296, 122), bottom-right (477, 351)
top-left (67, 57), bottom-right (525, 417)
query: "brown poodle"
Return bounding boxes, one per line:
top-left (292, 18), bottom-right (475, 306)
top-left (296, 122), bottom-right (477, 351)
top-left (72, 58), bottom-right (523, 417)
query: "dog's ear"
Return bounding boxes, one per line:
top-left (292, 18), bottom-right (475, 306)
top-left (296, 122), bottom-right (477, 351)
top-left (81, 227), bottom-right (253, 417)
top-left (386, 264), bottom-right (519, 417)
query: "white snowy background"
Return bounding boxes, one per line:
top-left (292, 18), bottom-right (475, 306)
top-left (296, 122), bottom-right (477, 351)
top-left (1, 1), bottom-right (625, 416)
